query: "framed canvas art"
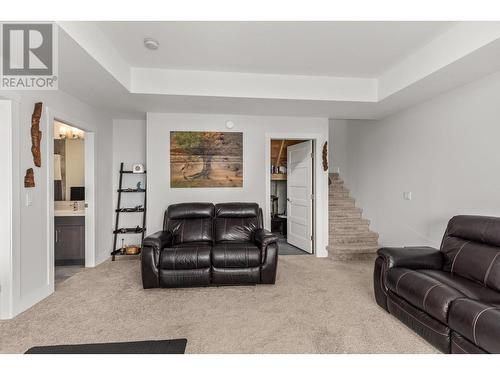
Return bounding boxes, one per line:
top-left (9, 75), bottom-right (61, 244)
top-left (170, 131), bottom-right (243, 188)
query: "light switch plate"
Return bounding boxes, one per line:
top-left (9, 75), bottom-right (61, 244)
top-left (403, 191), bottom-right (412, 201)
top-left (25, 191), bottom-right (33, 206)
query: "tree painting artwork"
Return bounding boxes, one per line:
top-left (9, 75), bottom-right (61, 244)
top-left (170, 131), bottom-right (243, 188)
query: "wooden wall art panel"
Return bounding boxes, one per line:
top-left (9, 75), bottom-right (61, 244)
top-left (31, 102), bottom-right (43, 167)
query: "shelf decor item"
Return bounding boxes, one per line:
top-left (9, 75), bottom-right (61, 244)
top-left (132, 163), bottom-right (144, 173)
top-left (124, 245), bottom-right (141, 255)
top-left (31, 102), bottom-right (43, 167)
top-left (111, 162), bottom-right (147, 261)
top-left (170, 131), bottom-right (243, 188)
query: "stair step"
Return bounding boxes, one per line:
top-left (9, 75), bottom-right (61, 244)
top-left (330, 236), bottom-right (379, 245)
top-left (329, 210), bottom-right (363, 218)
top-left (330, 196), bottom-right (355, 202)
top-left (330, 192), bottom-right (350, 198)
top-left (330, 193), bottom-right (349, 197)
top-left (329, 252), bottom-right (378, 261)
top-left (328, 244), bottom-right (379, 254)
top-left (330, 230), bottom-right (377, 237)
top-left (328, 211), bottom-right (363, 223)
top-left (329, 202), bottom-right (356, 208)
top-left (330, 230), bottom-right (378, 237)
top-left (330, 232), bottom-right (378, 239)
top-left (329, 218), bottom-right (370, 226)
top-left (330, 207), bottom-right (362, 213)
top-left (330, 184), bottom-right (348, 190)
top-left (330, 219), bottom-right (372, 226)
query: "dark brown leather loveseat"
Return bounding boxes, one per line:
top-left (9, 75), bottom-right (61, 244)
top-left (374, 215), bottom-right (500, 354)
top-left (141, 202), bottom-right (279, 288)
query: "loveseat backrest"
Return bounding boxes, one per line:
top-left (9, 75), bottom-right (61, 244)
top-left (440, 215), bottom-right (500, 292)
top-left (164, 202), bottom-right (214, 245)
top-left (214, 203), bottom-right (262, 243)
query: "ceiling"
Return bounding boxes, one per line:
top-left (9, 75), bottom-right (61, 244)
top-left (95, 21), bottom-right (452, 77)
top-left (55, 21), bottom-right (500, 120)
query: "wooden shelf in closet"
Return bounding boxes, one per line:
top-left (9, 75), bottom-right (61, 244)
top-left (271, 173), bottom-right (287, 181)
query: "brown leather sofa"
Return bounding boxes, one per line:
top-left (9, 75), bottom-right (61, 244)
top-left (141, 202), bottom-right (279, 288)
top-left (374, 215), bottom-right (500, 354)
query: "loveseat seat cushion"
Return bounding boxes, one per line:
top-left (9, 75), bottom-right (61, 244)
top-left (387, 268), bottom-right (465, 323)
top-left (418, 270), bottom-right (500, 305)
top-left (212, 243), bottom-right (261, 268)
top-left (160, 244), bottom-right (211, 270)
top-left (448, 298), bottom-right (500, 354)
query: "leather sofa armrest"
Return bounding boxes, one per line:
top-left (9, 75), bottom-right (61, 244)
top-left (377, 246), bottom-right (443, 270)
top-left (141, 246), bottom-right (160, 289)
top-left (142, 230), bottom-right (172, 251)
top-left (254, 229), bottom-right (279, 284)
top-left (254, 229), bottom-right (278, 256)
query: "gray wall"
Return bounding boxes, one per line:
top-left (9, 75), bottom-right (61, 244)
top-left (330, 70), bottom-right (500, 248)
top-left (112, 119), bottom-right (147, 248)
top-left (146, 113), bottom-right (329, 253)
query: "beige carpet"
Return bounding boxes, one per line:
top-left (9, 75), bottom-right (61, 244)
top-left (0, 256), bottom-right (437, 354)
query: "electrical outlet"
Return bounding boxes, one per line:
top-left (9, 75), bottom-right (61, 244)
top-left (403, 191), bottom-right (412, 201)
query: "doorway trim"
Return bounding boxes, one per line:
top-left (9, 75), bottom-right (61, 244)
top-left (46, 108), bottom-right (97, 292)
top-left (265, 132), bottom-right (328, 258)
top-left (0, 99), bottom-right (14, 319)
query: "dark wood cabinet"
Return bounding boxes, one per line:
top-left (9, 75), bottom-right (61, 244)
top-left (55, 216), bottom-right (85, 266)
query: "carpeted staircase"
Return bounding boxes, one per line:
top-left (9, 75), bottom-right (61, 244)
top-left (328, 173), bottom-right (379, 260)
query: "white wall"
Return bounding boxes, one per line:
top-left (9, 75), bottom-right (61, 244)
top-left (330, 70), bottom-right (500, 248)
top-left (0, 90), bottom-right (114, 319)
top-left (112, 119), bottom-right (147, 249)
top-left (147, 113), bottom-right (329, 254)
top-left (328, 119), bottom-right (348, 175)
top-left (0, 99), bottom-right (15, 319)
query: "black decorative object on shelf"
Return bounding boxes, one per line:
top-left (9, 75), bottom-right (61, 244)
top-left (111, 162), bottom-right (147, 261)
top-left (116, 205), bottom-right (144, 213)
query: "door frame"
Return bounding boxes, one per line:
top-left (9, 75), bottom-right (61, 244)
top-left (0, 99), bottom-right (15, 319)
top-left (46, 108), bottom-right (97, 291)
top-left (265, 132), bottom-right (328, 257)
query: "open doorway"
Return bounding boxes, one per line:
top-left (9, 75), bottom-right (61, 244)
top-left (270, 139), bottom-right (314, 255)
top-left (53, 121), bottom-right (86, 287)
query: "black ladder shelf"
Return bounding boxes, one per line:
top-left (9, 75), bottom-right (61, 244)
top-left (111, 162), bottom-right (147, 261)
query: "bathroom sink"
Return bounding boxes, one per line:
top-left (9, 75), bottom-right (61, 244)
top-left (54, 210), bottom-right (85, 217)
top-left (54, 201), bottom-right (85, 216)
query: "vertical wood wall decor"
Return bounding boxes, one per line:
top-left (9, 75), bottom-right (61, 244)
top-left (31, 102), bottom-right (43, 167)
top-left (24, 168), bottom-right (35, 187)
top-left (322, 141), bottom-right (328, 171)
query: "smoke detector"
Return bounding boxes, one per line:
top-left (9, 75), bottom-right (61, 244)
top-left (144, 38), bottom-right (159, 50)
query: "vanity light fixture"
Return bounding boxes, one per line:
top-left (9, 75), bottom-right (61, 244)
top-left (59, 126), bottom-right (68, 139)
top-left (59, 125), bottom-right (84, 140)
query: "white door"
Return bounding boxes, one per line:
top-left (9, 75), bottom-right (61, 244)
top-left (287, 140), bottom-right (313, 253)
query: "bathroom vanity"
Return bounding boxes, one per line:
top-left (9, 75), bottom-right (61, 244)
top-left (54, 202), bottom-right (85, 266)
